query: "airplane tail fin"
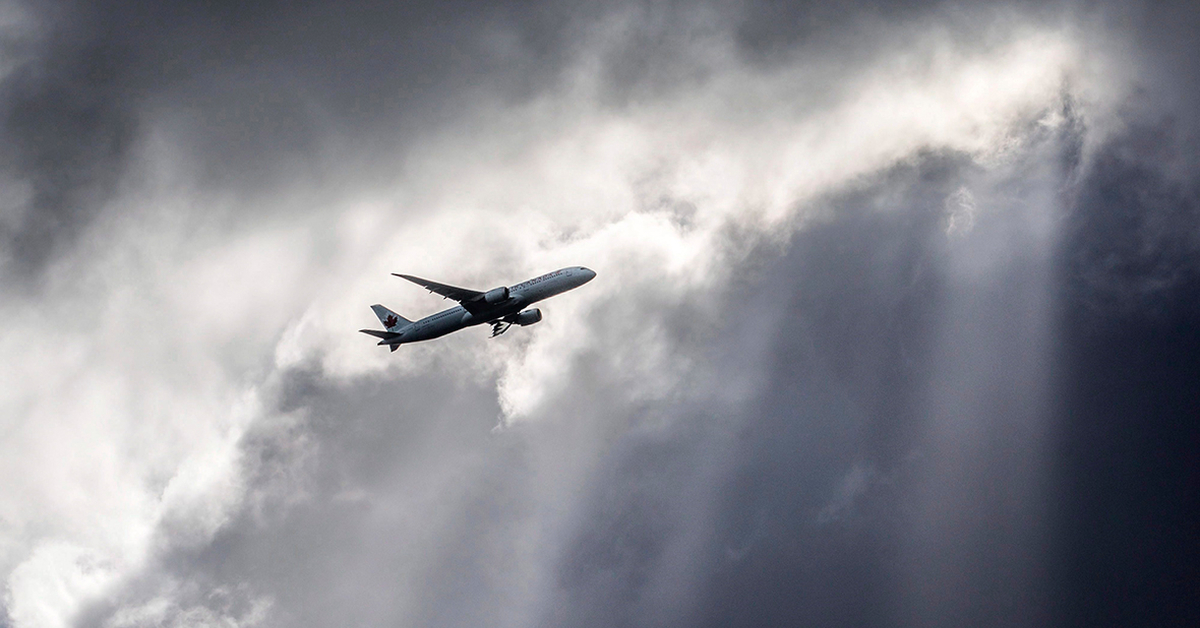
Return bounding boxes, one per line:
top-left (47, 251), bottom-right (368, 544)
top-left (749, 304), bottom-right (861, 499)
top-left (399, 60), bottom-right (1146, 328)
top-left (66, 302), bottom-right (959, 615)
top-left (370, 304), bottom-right (412, 331)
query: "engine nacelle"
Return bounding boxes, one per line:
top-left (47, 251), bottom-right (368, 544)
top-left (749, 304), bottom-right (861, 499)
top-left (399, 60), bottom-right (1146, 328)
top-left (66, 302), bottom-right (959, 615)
top-left (514, 308), bottom-right (542, 326)
top-left (483, 286), bottom-right (509, 304)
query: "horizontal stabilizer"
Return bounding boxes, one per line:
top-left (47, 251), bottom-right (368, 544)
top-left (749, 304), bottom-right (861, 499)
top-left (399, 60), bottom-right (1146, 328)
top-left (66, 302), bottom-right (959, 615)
top-left (358, 329), bottom-right (399, 340)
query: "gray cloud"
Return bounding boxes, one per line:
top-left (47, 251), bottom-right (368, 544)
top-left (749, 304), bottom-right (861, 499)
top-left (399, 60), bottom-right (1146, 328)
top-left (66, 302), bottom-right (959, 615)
top-left (2, 1), bottom-right (1198, 627)
top-left (0, 3), bottom-right (136, 281)
top-left (1064, 125), bottom-right (1200, 324)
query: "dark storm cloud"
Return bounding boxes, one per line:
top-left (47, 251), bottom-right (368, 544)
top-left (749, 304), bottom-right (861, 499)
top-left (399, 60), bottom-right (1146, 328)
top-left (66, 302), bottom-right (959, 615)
top-left (1063, 123), bottom-right (1200, 323)
top-left (6, 1), bottom-right (1200, 627)
top-left (1052, 121), bottom-right (1200, 626)
top-left (106, 0), bottom-right (575, 187)
top-left (0, 1), bottom-right (136, 279)
top-left (1114, 0), bottom-right (1200, 137)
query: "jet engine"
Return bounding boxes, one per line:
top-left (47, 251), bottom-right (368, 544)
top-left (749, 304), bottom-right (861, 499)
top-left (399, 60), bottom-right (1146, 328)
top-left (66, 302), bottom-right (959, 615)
top-left (483, 286), bottom-right (509, 304)
top-left (514, 308), bottom-right (542, 326)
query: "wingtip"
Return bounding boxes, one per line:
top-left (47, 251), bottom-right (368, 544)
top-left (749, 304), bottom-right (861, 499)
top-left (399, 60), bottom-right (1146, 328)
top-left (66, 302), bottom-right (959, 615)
top-left (392, 273), bottom-right (428, 287)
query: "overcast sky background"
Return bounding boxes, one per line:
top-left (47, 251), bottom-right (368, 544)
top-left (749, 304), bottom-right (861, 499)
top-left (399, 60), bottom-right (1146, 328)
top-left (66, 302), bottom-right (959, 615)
top-left (2, 0), bottom-right (1198, 626)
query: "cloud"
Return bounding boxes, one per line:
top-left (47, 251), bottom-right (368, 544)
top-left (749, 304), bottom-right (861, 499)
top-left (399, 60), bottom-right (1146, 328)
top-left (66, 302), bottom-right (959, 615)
top-left (3, 1), bottom-right (1197, 627)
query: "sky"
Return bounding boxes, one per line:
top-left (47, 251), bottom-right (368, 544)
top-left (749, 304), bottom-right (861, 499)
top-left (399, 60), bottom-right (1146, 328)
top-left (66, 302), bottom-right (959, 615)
top-left (1, 0), bottom-right (1198, 626)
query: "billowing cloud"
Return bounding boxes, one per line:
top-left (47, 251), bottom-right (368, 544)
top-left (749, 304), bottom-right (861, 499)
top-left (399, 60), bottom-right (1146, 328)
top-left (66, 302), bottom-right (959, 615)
top-left (2, 1), bottom-right (1197, 627)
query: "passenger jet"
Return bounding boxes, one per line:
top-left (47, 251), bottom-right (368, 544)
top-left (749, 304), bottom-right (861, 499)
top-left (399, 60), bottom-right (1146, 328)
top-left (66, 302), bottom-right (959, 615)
top-left (359, 266), bottom-right (596, 351)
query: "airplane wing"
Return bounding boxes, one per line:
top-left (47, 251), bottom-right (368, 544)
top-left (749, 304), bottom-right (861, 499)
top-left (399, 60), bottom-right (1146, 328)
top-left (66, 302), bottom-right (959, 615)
top-left (393, 274), bottom-right (490, 315)
top-left (393, 274), bottom-right (483, 301)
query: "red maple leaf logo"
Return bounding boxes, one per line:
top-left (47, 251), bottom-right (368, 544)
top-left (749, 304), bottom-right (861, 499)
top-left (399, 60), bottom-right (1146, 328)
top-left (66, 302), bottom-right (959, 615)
top-left (384, 314), bottom-right (399, 328)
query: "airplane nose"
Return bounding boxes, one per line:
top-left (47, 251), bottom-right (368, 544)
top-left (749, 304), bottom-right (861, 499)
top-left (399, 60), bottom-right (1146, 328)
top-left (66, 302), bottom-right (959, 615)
top-left (580, 267), bottom-right (596, 282)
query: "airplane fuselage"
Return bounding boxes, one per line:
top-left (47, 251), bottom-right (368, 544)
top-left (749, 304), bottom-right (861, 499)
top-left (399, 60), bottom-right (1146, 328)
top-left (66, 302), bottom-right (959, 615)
top-left (386, 266), bottom-right (595, 345)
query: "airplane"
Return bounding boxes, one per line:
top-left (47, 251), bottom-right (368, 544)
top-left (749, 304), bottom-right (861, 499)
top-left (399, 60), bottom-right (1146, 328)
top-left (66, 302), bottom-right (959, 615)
top-left (359, 266), bottom-right (596, 351)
